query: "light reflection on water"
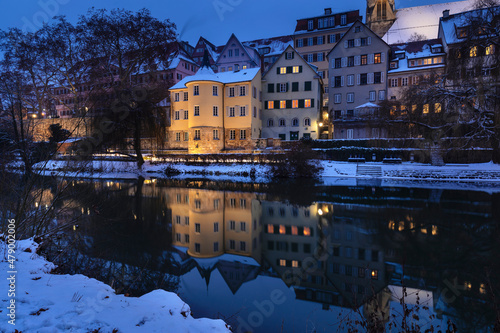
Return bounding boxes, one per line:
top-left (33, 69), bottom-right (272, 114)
top-left (38, 179), bottom-right (499, 332)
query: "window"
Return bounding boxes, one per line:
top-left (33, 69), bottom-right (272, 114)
top-left (240, 106), bottom-right (246, 116)
top-left (235, 49), bottom-right (239, 56)
top-left (229, 107), bottom-right (235, 117)
top-left (279, 100), bottom-right (286, 109)
top-left (334, 94), bottom-right (341, 104)
top-left (329, 34), bottom-right (336, 43)
top-left (317, 53), bottom-right (324, 62)
top-left (470, 46), bottom-right (478, 57)
top-left (229, 240), bottom-right (235, 250)
top-left (285, 52), bottom-right (294, 59)
top-left (304, 118), bottom-right (311, 126)
top-left (279, 83), bottom-right (287, 92)
top-left (279, 118), bottom-right (286, 127)
top-left (347, 74), bottom-right (354, 86)
top-left (267, 101), bottom-right (274, 109)
top-left (229, 130), bottom-right (236, 140)
top-left (280, 67), bottom-right (286, 74)
top-left (347, 129), bottom-right (354, 139)
top-left (229, 220), bottom-right (236, 230)
top-left (308, 38), bottom-right (313, 46)
top-left (214, 199), bottom-right (220, 209)
top-left (214, 242), bottom-right (219, 252)
top-left (341, 14), bottom-right (346, 25)
top-left (213, 129), bottom-right (219, 140)
top-left (361, 37), bottom-right (368, 46)
top-left (423, 104), bottom-right (429, 114)
top-left (374, 53), bottom-right (381, 64)
top-left (184, 92), bottom-right (188, 101)
top-left (194, 105), bottom-right (200, 116)
top-left (307, 54), bottom-right (313, 62)
top-left (334, 76), bottom-right (342, 87)
top-left (194, 85), bottom-right (199, 96)
top-left (401, 77), bottom-right (408, 86)
top-left (347, 39), bottom-right (355, 48)
top-left (292, 118), bottom-right (299, 127)
top-left (347, 93), bottom-right (354, 103)
top-left (194, 129), bottom-right (201, 140)
top-left (268, 119), bottom-right (274, 127)
top-left (253, 106), bottom-right (257, 118)
top-left (229, 87), bottom-right (235, 97)
top-left (379, 90), bottom-right (386, 100)
top-left (195, 243), bottom-right (200, 253)
top-left (292, 66), bottom-right (300, 73)
top-left (240, 86), bottom-right (246, 96)
top-left (213, 86), bottom-right (218, 96)
top-left (355, 26), bottom-right (361, 33)
top-left (334, 58), bottom-right (341, 68)
top-left (184, 110), bottom-right (189, 119)
top-left (486, 44), bottom-right (494, 55)
top-left (304, 81), bottom-right (312, 91)
top-left (240, 199), bottom-right (246, 208)
top-left (390, 78), bottom-right (398, 87)
top-left (435, 103), bottom-right (442, 113)
top-left (305, 99), bottom-right (311, 108)
top-left (240, 222), bottom-right (246, 231)
top-left (297, 39), bottom-right (303, 47)
top-left (240, 129), bottom-right (246, 140)
top-left (174, 93), bottom-right (179, 102)
top-left (292, 100), bottom-right (299, 108)
top-left (175, 132), bottom-right (181, 141)
top-left (374, 72), bottom-right (382, 84)
top-left (369, 91), bottom-right (376, 102)
top-left (360, 73), bottom-right (368, 85)
top-left (347, 56), bottom-right (354, 67)
top-left (213, 106), bottom-right (219, 117)
top-left (228, 49), bottom-right (233, 57)
top-left (174, 110), bottom-right (180, 120)
top-left (195, 223), bottom-right (201, 233)
top-left (308, 20), bottom-right (313, 30)
top-left (317, 36), bottom-right (324, 45)
top-left (361, 54), bottom-right (367, 65)
top-left (184, 132), bottom-right (189, 141)
top-left (240, 242), bottom-right (246, 251)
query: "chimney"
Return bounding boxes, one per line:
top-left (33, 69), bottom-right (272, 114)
top-left (443, 9), bottom-right (450, 18)
top-left (325, 8), bottom-right (332, 15)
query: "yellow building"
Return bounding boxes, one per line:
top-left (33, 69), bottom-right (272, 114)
top-left (169, 59), bottom-right (262, 154)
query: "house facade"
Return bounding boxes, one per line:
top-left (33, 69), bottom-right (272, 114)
top-left (168, 63), bottom-right (262, 154)
top-left (327, 20), bottom-right (390, 139)
top-left (215, 34), bottom-right (261, 73)
top-left (262, 45), bottom-right (323, 141)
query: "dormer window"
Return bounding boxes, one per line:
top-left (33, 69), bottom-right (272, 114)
top-left (457, 27), bottom-right (468, 38)
top-left (341, 14), bottom-right (347, 25)
top-left (395, 52), bottom-right (405, 59)
top-left (390, 61), bottom-right (398, 69)
top-left (308, 20), bottom-right (314, 30)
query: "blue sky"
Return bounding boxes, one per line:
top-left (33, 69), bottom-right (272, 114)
top-left (1, 0), bottom-right (458, 46)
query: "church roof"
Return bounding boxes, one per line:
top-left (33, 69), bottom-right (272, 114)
top-left (382, 0), bottom-right (473, 44)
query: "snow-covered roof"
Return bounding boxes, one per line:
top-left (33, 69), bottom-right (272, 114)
top-left (170, 67), bottom-right (260, 90)
top-left (382, 0), bottom-right (473, 44)
top-left (439, 5), bottom-right (500, 45)
top-left (355, 102), bottom-right (380, 109)
top-left (242, 36), bottom-right (294, 57)
top-left (388, 38), bottom-right (447, 74)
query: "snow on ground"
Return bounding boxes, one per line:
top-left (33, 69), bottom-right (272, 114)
top-left (0, 238), bottom-right (230, 333)
top-left (10, 158), bottom-right (500, 187)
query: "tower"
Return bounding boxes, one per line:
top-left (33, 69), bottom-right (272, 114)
top-left (366, 0), bottom-right (396, 37)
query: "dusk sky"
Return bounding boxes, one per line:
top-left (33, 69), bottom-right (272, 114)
top-left (2, 0), bottom-right (459, 46)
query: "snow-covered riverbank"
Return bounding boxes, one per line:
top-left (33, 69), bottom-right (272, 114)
top-left (0, 237), bottom-right (230, 333)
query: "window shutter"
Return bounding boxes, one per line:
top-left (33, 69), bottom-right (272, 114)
top-left (367, 37), bottom-right (372, 45)
top-left (311, 99), bottom-right (315, 108)
top-left (277, 67), bottom-right (280, 75)
top-left (355, 39), bottom-right (361, 47)
top-left (275, 100), bottom-right (280, 109)
top-left (299, 99), bottom-right (305, 108)
top-left (355, 56), bottom-right (360, 66)
top-left (265, 102), bottom-right (268, 109)
top-left (286, 100), bottom-right (292, 108)
top-left (276, 83), bottom-right (280, 92)
top-left (226, 106), bottom-right (229, 116)
top-left (291, 52), bottom-right (295, 59)
top-left (381, 52), bottom-right (385, 63)
top-left (341, 76), bottom-right (345, 86)
top-left (268, 83), bottom-right (274, 93)
top-left (287, 66), bottom-right (293, 74)
top-left (331, 59), bottom-right (335, 68)
top-left (286, 82), bottom-right (289, 92)
top-left (342, 57), bottom-right (347, 67)
top-left (368, 73), bottom-right (374, 84)
top-left (381, 72), bottom-right (385, 83)
top-left (356, 74), bottom-right (360, 85)
top-left (299, 65), bottom-right (303, 73)
top-left (369, 54), bottom-right (374, 64)
top-left (344, 40), bottom-right (348, 48)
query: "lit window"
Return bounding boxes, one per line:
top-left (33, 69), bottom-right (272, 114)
top-left (267, 101), bottom-right (274, 109)
top-left (470, 46), bottom-right (478, 57)
top-left (423, 104), bottom-right (429, 114)
top-left (371, 270), bottom-right (378, 280)
top-left (374, 53), bottom-right (381, 64)
top-left (280, 67), bottom-right (287, 74)
top-left (293, 66), bottom-right (300, 73)
top-left (292, 260), bottom-right (299, 268)
top-left (280, 100), bottom-right (286, 109)
top-left (267, 225), bottom-right (274, 233)
top-left (292, 100), bottom-right (298, 108)
top-left (280, 259), bottom-right (287, 266)
top-left (305, 99), bottom-right (311, 108)
top-left (279, 225), bottom-right (286, 234)
top-left (303, 227), bottom-right (311, 236)
top-left (486, 44), bottom-right (494, 55)
top-left (435, 103), bottom-right (441, 113)
top-left (292, 226), bottom-right (298, 235)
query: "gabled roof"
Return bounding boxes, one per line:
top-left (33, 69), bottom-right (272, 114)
top-left (262, 45), bottom-right (322, 80)
top-left (215, 34), bottom-right (259, 67)
top-left (382, 0), bottom-right (473, 44)
top-left (170, 67), bottom-right (260, 90)
top-left (242, 35), bottom-right (293, 57)
top-left (439, 5), bottom-right (500, 45)
top-left (326, 20), bottom-right (389, 59)
top-left (388, 39), bottom-right (446, 74)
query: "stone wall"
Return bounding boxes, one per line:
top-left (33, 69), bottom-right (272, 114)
top-left (31, 118), bottom-right (94, 142)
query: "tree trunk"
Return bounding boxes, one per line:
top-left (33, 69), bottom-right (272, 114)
top-left (134, 111), bottom-right (144, 169)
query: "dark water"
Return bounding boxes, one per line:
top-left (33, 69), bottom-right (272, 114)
top-left (33, 178), bottom-right (500, 332)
